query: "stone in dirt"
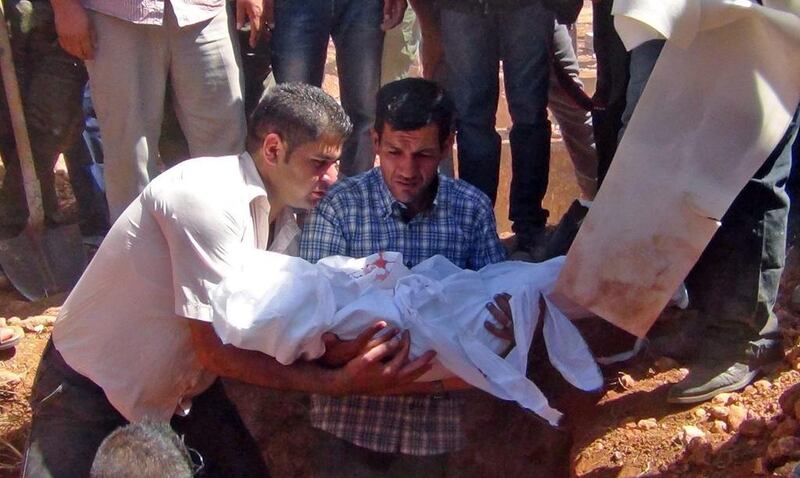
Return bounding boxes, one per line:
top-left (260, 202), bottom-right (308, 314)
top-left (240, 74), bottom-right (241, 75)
top-left (686, 438), bottom-right (712, 466)
top-left (727, 404), bottom-right (748, 432)
top-left (618, 373), bottom-right (636, 389)
top-left (711, 420), bottom-right (728, 434)
top-left (754, 380), bottom-right (772, 393)
top-left (0, 370), bottom-right (22, 387)
top-left (712, 392), bottom-right (734, 405)
top-left (679, 425), bottom-right (706, 446)
top-left (774, 418), bottom-right (800, 438)
top-left (6, 317), bottom-right (21, 326)
top-left (766, 437), bottom-right (800, 465)
top-left (740, 419), bottom-right (766, 438)
top-left (781, 383), bottom-right (800, 416)
top-left (637, 418), bottom-right (658, 430)
top-left (709, 405), bottom-right (729, 420)
top-left (20, 316), bottom-right (56, 332)
top-left (693, 408), bottom-right (708, 421)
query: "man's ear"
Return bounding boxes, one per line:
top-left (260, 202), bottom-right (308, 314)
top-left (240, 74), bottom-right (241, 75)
top-left (261, 132), bottom-right (285, 166)
top-left (370, 128), bottom-right (381, 156)
top-left (441, 132), bottom-right (455, 156)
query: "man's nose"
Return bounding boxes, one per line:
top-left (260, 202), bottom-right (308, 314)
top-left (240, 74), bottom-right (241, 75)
top-left (321, 162), bottom-right (339, 185)
top-left (396, 154), bottom-right (417, 177)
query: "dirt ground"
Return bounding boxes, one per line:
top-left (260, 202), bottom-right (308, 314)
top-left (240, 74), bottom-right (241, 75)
top-left (4, 2), bottom-right (800, 477)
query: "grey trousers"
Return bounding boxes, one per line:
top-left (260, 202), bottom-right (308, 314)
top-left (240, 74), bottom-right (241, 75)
top-left (86, 4), bottom-right (246, 221)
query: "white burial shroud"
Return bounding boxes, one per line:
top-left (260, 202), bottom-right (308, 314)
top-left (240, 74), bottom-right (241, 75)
top-left (554, 0), bottom-right (800, 337)
top-left (210, 251), bottom-right (603, 426)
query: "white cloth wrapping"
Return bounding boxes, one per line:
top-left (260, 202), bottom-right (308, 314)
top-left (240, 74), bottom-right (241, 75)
top-left (210, 252), bottom-right (603, 425)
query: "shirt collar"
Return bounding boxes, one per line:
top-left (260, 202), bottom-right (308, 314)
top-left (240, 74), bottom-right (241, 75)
top-left (372, 168), bottom-right (447, 221)
top-left (240, 152), bottom-right (300, 253)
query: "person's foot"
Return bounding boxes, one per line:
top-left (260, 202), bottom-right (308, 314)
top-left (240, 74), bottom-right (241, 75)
top-left (667, 339), bottom-right (783, 404)
top-left (516, 227), bottom-right (549, 262)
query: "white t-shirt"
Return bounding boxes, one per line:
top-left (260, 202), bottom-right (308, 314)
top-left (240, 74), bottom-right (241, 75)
top-left (53, 153), bottom-right (300, 421)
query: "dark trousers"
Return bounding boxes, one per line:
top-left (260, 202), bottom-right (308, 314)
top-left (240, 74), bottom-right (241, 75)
top-left (440, 3), bottom-right (554, 235)
top-left (0, 0), bottom-right (87, 236)
top-left (590, 0), bottom-right (630, 186)
top-left (22, 340), bottom-right (269, 478)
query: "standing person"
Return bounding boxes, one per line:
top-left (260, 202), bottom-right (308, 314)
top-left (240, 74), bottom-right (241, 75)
top-left (23, 85), bottom-right (436, 478)
top-left (437, 0), bottom-right (555, 258)
top-left (270, 0), bottom-right (408, 176)
top-left (0, 0), bottom-right (88, 238)
top-left (50, 0), bottom-right (258, 221)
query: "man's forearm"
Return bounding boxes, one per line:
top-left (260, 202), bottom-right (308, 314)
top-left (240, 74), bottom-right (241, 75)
top-left (375, 377), bottom-right (472, 395)
top-left (190, 320), bottom-right (347, 395)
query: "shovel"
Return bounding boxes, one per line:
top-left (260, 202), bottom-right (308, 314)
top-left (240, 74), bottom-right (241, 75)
top-left (0, 3), bottom-right (87, 301)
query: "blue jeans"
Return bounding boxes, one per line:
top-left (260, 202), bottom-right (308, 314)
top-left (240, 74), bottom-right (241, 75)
top-left (271, 0), bottom-right (384, 176)
top-left (440, 3), bottom-right (554, 237)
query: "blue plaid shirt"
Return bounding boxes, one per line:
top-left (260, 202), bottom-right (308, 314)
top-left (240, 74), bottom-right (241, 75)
top-left (300, 167), bottom-right (506, 455)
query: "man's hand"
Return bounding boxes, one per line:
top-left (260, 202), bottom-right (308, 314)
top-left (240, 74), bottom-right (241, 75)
top-left (381, 0), bottom-right (407, 31)
top-left (332, 330), bottom-right (436, 395)
top-left (319, 321), bottom-right (396, 368)
top-left (51, 0), bottom-right (95, 60)
top-left (236, 0), bottom-right (264, 48)
top-left (484, 293), bottom-right (515, 356)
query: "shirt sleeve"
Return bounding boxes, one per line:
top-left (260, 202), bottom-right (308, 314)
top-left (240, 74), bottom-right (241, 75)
top-left (300, 196), bottom-right (348, 263)
top-left (148, 185), bottom-right (247, 322)
top-left (468, 196), bottom-right (508, 269)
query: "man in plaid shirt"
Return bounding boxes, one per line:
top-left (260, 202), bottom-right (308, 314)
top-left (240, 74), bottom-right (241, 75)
top-left (300, 78), bottom-right (510, 475)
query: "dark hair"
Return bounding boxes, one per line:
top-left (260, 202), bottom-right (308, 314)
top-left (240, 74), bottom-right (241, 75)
top-left (90, 421), bottom-right (194, 478)
top-left (375, 78), bottom-right (455, 146)
top-left (247, 83), bottom-right (353, 154)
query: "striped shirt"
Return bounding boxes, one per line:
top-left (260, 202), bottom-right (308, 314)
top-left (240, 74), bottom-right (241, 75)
top-left (300, 167), bottom-right (506, 455)
top-left (82, 0), bottom-right (224, 27)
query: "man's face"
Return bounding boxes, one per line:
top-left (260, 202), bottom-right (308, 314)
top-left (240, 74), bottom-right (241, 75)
top-left (271, 137), bottom-right (342, 210)
top-left (373, 123), bottom-right (450, 212)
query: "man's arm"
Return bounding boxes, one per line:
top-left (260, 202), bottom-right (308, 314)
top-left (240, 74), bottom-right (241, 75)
top-left (51, 0), bottom-right (94, 59)
top-left (188, 320), bottom-right (436, 395)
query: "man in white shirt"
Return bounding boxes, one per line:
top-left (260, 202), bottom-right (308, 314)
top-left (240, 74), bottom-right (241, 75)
top-left (22, 84), bottom-right (435, 478)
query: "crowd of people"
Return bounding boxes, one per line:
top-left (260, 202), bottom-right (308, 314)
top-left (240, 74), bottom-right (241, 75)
top-left (0, 0), bottom-right (798, 476)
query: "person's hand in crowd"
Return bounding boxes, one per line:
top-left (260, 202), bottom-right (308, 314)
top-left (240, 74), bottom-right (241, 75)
top-left (381, 0), bottom-right (408, 31)
top-left (236, 0), bottom-right (264, 47)
top-left (484, 292), bottom-right (515, 356)
top-left (51, 0), bottom-right (95, 59)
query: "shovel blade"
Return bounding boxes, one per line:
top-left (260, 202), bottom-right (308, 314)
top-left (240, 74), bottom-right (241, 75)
top-left (0, 225), bottom-right (87, 301)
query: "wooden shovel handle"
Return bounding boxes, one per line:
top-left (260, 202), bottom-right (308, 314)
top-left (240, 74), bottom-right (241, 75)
top-left (0, 3), bottom-right (45, 228)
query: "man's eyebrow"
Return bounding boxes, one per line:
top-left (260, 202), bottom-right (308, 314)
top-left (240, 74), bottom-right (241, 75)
top-left (313, 153), bottom-right (339, 162)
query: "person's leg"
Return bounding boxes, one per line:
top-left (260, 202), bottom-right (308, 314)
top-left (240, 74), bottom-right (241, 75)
top-left (381, 7), bottom-right (419, 85)
top-left (84, 12), bottom-right (169, 221)
top-left (549, 22), bottom-right (597, 200)
top-left (669, 109), bottom-right (799, 403)
top-left (617, 39), bottom-right (664, 144)
top-left (332, 0), bottom-right (384, 175)
top-left (172, 380), bottom-right (270, 478)
top-left (22, 340), bottom-right (127, 478)
top-left (440, 8), bottom-right (500, 202)
top-left (499, 3), bottom-right (554, 246)
top-left (591, 0), bottom-right (629, 185)
top-left (169, 3), bottom-right (246, 160)
top-left (271, 0), bottom-right (332, 86)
